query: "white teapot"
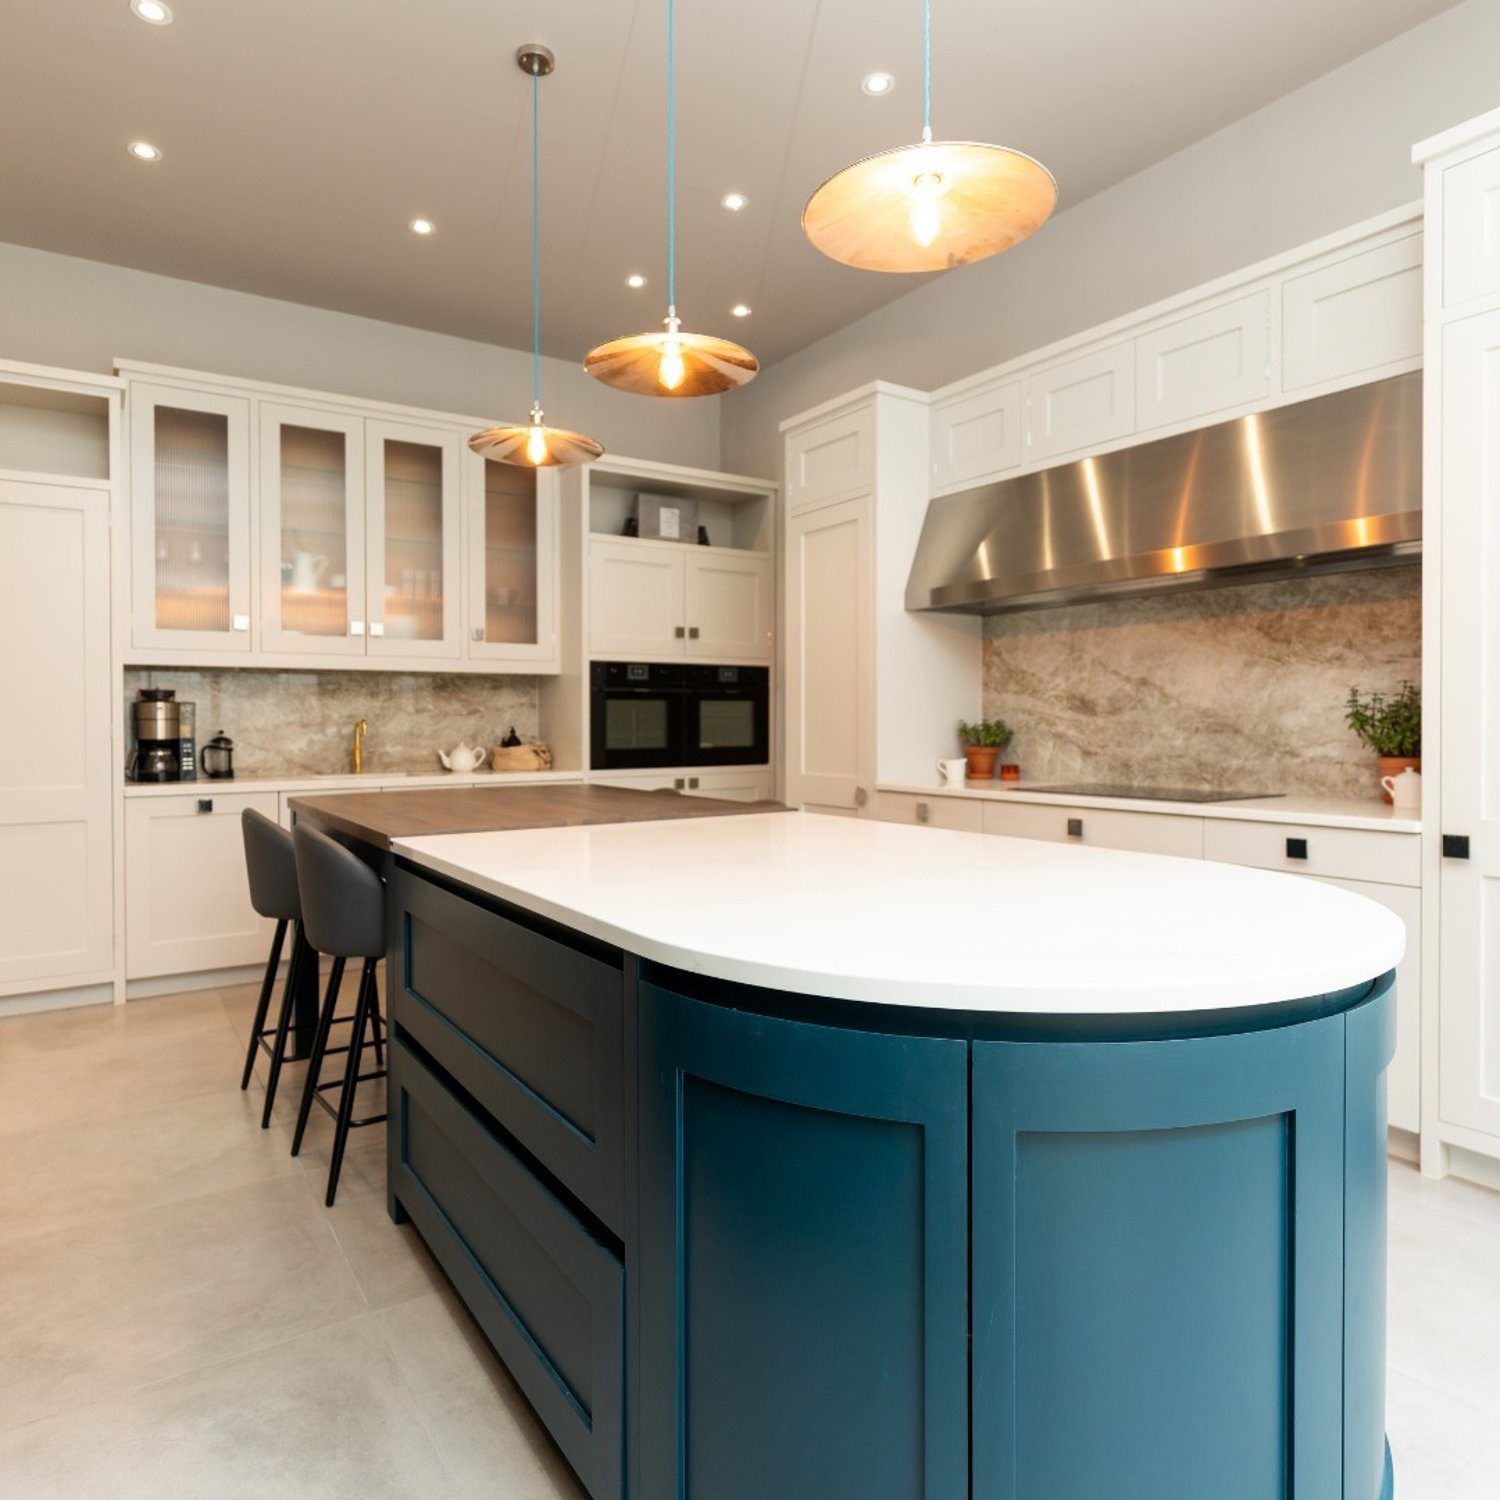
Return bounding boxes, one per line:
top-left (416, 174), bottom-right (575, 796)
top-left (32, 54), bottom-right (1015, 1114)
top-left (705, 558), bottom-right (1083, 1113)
top-left (437, 744), bottom-right (488, 774)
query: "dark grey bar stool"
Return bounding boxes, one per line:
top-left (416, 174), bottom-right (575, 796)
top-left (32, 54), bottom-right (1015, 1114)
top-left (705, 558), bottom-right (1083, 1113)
top-left (239, 809), bottom-right (318, 1129)
top-left (290, 824), bottom-right (388, 1207)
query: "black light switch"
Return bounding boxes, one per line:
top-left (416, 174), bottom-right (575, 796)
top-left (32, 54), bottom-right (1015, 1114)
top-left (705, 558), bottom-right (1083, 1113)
top-left (1285, 837), bottom-right (1308, 860)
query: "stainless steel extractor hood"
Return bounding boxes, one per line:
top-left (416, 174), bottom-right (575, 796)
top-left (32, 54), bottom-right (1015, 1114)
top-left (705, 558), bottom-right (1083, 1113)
top-left (905, 371), bottom-right (1421, 614)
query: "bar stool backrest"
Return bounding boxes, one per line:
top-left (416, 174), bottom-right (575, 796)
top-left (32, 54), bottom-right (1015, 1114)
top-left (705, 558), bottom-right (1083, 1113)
top-left (292, 824), bottom-right (385, 960)
top-left (242, 809), bottom-right (301, 923)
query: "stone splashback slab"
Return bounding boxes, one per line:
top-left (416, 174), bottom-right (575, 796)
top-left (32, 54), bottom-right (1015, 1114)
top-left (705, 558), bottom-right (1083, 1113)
top-left (123, 668), bottom-right (541, 778)
top-left (981, 568), bottom-right (1420, 801)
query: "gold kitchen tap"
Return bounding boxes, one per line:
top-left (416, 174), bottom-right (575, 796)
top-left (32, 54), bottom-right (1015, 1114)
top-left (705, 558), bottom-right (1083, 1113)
top-left (352, 718), bottom-right (368, 775)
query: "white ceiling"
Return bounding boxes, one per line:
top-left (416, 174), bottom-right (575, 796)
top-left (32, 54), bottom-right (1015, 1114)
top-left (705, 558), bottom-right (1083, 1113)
top-left (0, 0), bottom-right (1457, 367)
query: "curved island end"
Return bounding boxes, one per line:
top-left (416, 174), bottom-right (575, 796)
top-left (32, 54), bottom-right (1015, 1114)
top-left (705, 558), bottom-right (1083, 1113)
top-left (380, 811), bottom-right (1403, 1500)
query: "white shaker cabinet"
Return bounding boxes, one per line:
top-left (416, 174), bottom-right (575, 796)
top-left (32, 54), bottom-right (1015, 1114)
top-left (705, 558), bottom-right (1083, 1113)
top-left (683, 549), bottom-right (773, 661)
top-left (1440, 142), bottom-right (1500, 309)
top-left (784, 403), bottom-right (874, 514)
top-left (125, 790), bottom-right (279, 979)
top-left (981, 800), bottom-right (1205, 858)
top-left (1025, 342), bottom-right (1135, 462)
top-left (0, 477), bottom-right (115, 992)
top-left (873, 792), bottom-right (984, 833)
top-left (129, 383), bottom-right (253, 654)
top-left (929, 378), bottom-right (1023, 494)
top-left (467, 459), bottom-right (558, 667)
top-left (1134, 292), bottom-right (1270, 432)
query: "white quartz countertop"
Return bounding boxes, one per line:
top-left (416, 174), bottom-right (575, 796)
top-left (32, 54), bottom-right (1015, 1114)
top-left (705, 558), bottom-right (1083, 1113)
top-left (879, 781), bottom-right (1421, 834)
top-left (123, 768), bottom-right (586, 797)
top-left (393, 811), bottom-right (1405, 1016)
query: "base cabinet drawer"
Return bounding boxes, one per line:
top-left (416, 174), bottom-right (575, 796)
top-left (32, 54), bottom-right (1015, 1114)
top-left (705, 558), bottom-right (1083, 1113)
top-left (393, 870), bottom-right (626, 1234)
top-left (390, 1038), bottom-right (623, 1499)
top-left (1203, 819), bottom-right (1419, 887)
top-left (982, 801), bottom-right (1204, 858)
top-left (874, 792), bottom-right (984, 833)
top-left (124, 790), bottom-right (279, 978)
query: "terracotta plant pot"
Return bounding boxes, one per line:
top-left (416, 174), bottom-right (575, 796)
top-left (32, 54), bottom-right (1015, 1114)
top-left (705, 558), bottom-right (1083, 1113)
top-left (963, 745), bottom-right (1000, 780)
top-left (1377, 755), bottom-right (1420, 804)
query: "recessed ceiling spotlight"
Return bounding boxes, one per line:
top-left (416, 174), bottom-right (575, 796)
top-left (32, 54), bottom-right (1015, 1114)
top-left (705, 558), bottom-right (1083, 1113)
top-left (731, 303), bottom-right (752, 318)
top-left (409, 218), bottom-right (435, 236)
top-left (130, 0), bottom-right (173, 24)
top-left (720, 192), bottom-right (748, 212)
top-left (626, 273), bottom-right (647, 289)
top-left (860, 71), bottom-right (895, 96)
top-left (127, 140), bottom-right (163, 162)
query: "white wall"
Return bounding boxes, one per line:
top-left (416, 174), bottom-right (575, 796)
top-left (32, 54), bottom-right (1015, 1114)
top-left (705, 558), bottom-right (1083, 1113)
top-left (721, 0), bottom-right (1500, 477)
top-left (0, 241), bottom-right (721, 471)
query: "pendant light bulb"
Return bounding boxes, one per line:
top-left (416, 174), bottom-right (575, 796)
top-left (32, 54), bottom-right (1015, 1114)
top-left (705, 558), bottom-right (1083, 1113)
top-left (525, 407), bottom-right (549, 465)
top-left (658, 311), bottom-right (687, 391)
top-left (907, 171), bottom-right (946, 248)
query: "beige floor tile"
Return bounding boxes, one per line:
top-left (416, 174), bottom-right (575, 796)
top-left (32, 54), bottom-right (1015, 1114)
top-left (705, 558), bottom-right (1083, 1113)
top-left (1387, 1369), bottom-right (1500, 1498)
top-left (0, 1313), bottom-right (455, 1500)
top-left (376, 1289), bottom-right (586, 1500)
top-left (0, 1084), bottom-right (302, 1247)
top-left (0, 1173), bottom-right (365, 1430)
top-left (0, 990), bottom-right (232, 1065)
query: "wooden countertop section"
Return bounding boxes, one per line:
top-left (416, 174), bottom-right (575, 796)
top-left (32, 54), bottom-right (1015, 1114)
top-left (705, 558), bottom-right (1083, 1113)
top-left (289, 783), bottom-right (787, 850)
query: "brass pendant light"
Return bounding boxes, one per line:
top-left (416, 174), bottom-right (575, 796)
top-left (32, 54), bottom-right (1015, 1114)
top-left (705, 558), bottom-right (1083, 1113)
top-left (470, 45), bottom-right (604, 468)
top-left (583, 0), bottom-right (758, 398)
top-left (803, 0), bottom-right (1056, 273)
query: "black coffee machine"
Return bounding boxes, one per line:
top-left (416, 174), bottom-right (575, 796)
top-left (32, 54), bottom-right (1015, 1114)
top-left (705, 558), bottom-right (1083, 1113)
top-left (127, 688), bottom-right (180, 782)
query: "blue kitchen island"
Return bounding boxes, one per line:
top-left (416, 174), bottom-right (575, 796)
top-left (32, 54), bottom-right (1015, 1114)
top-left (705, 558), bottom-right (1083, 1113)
top-left (378, 809), bottom-right (1403, 1500)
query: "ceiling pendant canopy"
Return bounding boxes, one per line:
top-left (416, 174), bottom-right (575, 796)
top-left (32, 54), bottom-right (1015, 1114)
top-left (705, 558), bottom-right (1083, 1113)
top-left (470, 44), bottom-right (603, 468)
top-left (583, 0), bottom-right (757, 398)
top-left (802, 0), bottom-right (1056, 273)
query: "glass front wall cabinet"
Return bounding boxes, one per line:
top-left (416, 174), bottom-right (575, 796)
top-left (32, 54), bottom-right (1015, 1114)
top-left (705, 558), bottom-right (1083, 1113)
top-left (129, 384), bottom-right (252, 653)
top-left (258, 403), bottom-right (367, 655)
top-left (468, 458), bottom-right (558, 665)
top-left (366, 420), bottom-right (463, 659)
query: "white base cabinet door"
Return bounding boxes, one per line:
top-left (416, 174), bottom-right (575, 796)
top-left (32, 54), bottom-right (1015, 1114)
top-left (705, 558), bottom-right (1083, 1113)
top-left (981, 801), bottom-right (1205, 859)
top-left (125, 791), bottom-right (279, 979)
top-left (0, 479), bottom-right (114, 991)
top-left (589, 539), bottom-right (688, 659)
top-left (684, 551), bottom-right (773, 661)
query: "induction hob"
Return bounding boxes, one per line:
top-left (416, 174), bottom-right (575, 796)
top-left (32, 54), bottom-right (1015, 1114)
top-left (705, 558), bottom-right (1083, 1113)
top-left (1019, 784), bottom-right (1282, 804)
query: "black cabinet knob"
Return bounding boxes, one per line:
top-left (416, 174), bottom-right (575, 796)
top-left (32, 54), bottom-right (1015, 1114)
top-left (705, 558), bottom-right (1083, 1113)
top-left (1066, 818), bottom-right (1083, 838)
top-left (197, 798), bottom-right (214, 814)
top-left (1286, 837), bottom-right (1308, 860)
top-left (1443, 834), bottom-right (1471, 860)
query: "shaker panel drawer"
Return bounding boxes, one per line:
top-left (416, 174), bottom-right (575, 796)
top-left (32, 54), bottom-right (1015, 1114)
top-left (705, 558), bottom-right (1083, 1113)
top-left (875, 792), bottom-right (984, 832)
top-left (392, 869), bottom-right (626, 1233)
top-left (1202, 819), bottom-right (1419, 888)
top-left (982, 801), bottom-right (1204, 858)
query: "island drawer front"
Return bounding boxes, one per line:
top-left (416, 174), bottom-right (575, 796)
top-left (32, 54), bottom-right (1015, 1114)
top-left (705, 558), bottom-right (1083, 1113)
top-left (875, 792), bottom-right (984, 832)
top-left (1203, 819), bottom-right (1419, 887)
top-left (392, 870), bottom-right (626, 1235)
top-left (982, 801), bottom-right (1205, 858)
top-left (391, 1038), bottom-right (624, 1500)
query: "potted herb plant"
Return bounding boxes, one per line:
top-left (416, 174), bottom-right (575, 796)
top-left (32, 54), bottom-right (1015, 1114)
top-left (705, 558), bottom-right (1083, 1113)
top-left (957, 718), bottom-right (1013, 781)
top-left (1345, 681), bottom-right (1420, 803)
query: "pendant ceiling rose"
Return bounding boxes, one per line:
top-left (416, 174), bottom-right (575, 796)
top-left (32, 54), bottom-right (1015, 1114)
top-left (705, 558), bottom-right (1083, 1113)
top-left (469, 41), bottom-right (603, 468)
top-left (803, 1), bottom-right (1056, 274)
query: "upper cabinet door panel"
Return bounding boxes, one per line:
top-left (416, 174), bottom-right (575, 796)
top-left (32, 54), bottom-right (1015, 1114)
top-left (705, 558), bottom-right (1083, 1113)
top-left (365, 419), bottom-right (463, 659)
top-left (1135, 292), bottom-right (1270, 431)
top-left (588, 538), bottom-right (686, 659)
top-left (129, 383), bottom-right (253, 653)
top-left (1282, 234), bottom-right (1422, 391)
top-left (684, 551), bottom-right (773, 661)
top-left (1442, 143), bottom-right (1500, 310)
top-left (1025, 343), bottom-right (1135, 462)
top-left (785, 405), bottom-right (874, 513)
top-left (258, 402), bottom-right (367, 657)
top-left (930, 378), bottom-right (1022, 493)
top-left (467, 458), bottom-right (558, 667)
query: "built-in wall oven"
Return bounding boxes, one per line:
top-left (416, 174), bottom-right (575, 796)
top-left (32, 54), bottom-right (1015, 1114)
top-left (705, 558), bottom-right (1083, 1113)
top-left (590, 662), bottom-right (769, 770)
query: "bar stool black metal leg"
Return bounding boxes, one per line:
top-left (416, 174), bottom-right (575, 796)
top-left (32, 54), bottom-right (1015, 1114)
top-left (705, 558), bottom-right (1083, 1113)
top-left (326, 958), bottom-right (377, 1207)
top-left (240, 917), bottom-right (287, 1091)
top-left (291, 955), bottom-right (346, 1158)
top-left (261, 925), bottom-right (309, 1130)
top-left (368, 980), bottom-right (384, 1069)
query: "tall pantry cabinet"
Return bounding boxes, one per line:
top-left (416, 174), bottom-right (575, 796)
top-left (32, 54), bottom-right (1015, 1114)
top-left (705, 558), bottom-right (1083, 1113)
top-left (1417, 107), bottom-right (1500, 1173)
top-left (781, 384), bottom-right (981, 814)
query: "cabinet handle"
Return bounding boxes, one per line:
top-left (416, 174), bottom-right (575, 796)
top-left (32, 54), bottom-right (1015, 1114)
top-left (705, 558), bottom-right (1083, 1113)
top-left (369, 621), bottom-right (385, 638)
top-left (1286, 837), bottom-right (1309, 860)
top-left (673, 777), bottom-right (686, 790)
top-left (231, 614), bottom-right (250, 632)
top-left (1444, 834), bottom-right (1471, 860)
top-left (197, 798), bottom-right (213, 814)
top-left (916, 801), bottom-right (930, 824)
top-left (674, 625), bottom-right (686, 638)
top-left (350, 620), bottom-right (365, 636)
top-left (1066, 817), bottom-right (1083, 838)
top-left (854, 786), bottom-right (869, 808)
top-left (688, 626), bottom-right (700, 639)
top-left (688, 776), bottom-right (700, 789)
top-left (471, 626), bottom-right (485, 642)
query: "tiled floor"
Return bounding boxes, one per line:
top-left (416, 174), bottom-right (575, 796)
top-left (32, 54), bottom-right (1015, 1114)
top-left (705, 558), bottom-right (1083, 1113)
top-left (1, 987), bottom-right (1499, 1497)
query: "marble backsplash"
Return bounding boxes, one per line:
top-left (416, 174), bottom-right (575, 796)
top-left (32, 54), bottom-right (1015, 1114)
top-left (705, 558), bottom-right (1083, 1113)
top-left (124, 668), bottom-right (541, 778)
top-left (981, 567), bottom-right (1421, 801)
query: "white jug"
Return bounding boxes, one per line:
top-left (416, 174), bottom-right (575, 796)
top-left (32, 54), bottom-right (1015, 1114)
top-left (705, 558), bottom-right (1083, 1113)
top-left (937, 757), bottom-right (968, 788)
top-left (1380, 766), bottom-right (1421, 810)
top-left (290, 552), bottom-right (329, 592)
top-left (438, 744), bottom-right (488, 774)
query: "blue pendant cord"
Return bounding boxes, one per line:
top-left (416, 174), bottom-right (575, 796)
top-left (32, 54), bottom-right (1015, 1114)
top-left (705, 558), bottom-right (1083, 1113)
top-left (530, 66), bottom-right (542, 410)
top-left (922, 0), bottom-right (932, 142)
top-left (666, 0), bottom-right (676, 315)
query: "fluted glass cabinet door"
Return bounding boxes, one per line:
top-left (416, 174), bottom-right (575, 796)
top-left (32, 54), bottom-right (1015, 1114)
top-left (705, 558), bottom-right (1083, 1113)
top-left (129, 383), bottom-right (252, 652)
top-left (259, 403), bottom-right (367, 656)
top-left (467, 458), bottom-right (558, 665)
top-left (366, 419), bottom-right (462, 659)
